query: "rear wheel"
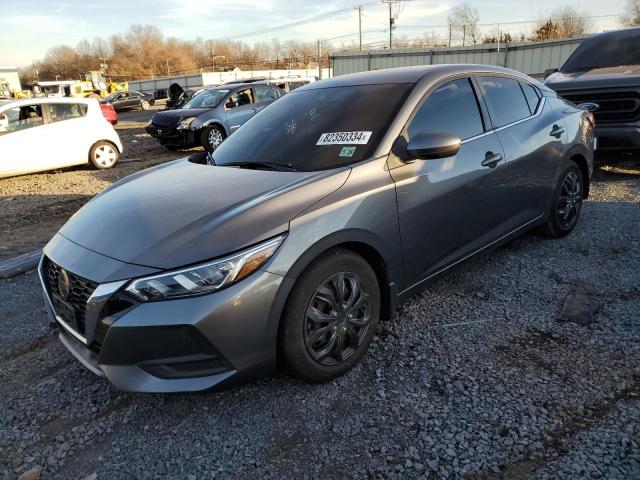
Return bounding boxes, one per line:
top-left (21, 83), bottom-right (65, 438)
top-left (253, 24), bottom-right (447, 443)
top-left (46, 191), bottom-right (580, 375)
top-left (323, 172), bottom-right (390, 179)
top-left (279, 249), bottom-right (380, 382)
top-left (89, 141), bottom-right (120, 170)
top-left (201, 126), bottom-right (225, 152)
top-left (141, 100), bottom-right (150, 110)
top-left (542, 160), bottom-right (584, 238)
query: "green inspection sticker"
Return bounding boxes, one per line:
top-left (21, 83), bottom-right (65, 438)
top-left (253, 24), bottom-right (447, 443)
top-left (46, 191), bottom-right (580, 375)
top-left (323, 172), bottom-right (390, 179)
top-left (339, 146), bottom-right (357, 158)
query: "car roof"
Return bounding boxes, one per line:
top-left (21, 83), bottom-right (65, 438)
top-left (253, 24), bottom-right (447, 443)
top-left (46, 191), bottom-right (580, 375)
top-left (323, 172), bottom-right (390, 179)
top-left (300, 64), bottom-right (538, 90)
top-left (0, 97), bottom-right (96, 109)
top-left (585, 26), bottom-right (640, 41)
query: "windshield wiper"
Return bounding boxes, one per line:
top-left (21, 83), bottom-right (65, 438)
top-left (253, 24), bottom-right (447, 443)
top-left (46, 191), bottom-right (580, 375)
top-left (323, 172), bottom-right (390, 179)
top-left (219, 161), bottom-right (298, 172)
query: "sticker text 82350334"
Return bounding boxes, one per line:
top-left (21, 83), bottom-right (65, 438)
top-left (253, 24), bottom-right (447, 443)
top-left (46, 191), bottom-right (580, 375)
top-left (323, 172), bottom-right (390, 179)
top-left (317, 131), bottom-right (372, 145)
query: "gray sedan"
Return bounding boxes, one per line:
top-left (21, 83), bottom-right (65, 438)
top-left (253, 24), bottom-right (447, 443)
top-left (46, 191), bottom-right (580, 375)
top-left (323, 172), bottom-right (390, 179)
top-left (39, 64), bottom-right (593, 393)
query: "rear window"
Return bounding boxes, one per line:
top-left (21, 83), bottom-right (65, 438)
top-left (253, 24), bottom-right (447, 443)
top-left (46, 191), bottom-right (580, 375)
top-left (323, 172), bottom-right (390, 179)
top-left (478, 76), bottom-right (531, 128)
top-left (520, 83), bottom-right (541, 114)
top-left (561, 30), bottom-right (640, 73)
top-left (212, 84), bottom-right (414, 171)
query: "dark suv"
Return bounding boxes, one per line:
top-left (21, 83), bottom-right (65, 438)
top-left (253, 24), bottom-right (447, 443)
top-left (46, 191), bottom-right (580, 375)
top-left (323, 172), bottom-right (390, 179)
top-left (545, 28), bottom-right (640, 156)
top-left (146, 82), bottom-right (283, 151)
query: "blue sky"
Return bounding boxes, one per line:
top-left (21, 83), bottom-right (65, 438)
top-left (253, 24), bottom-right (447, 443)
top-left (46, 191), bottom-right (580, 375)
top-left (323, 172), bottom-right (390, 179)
top-left (0, 0), bottom-right (628, 67)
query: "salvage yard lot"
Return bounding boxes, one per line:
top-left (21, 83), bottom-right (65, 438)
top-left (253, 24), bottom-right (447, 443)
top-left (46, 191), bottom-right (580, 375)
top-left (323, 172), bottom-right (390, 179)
top-left (1, 107), bottom-right (639, 479)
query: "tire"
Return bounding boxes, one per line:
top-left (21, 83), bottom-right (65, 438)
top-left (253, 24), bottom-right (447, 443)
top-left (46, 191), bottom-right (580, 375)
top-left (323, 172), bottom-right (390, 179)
top-left (542, 160), bottom-right (584, 238)
top-left (279, 248), bottom-right (381, 382)
top-left (89, 141), bottom-right (120, 170)
top-left (165, 145), bottom-right (178, 151)
top-left (141, 100), bottom-right (150, 110)
top-left (201, 126), bottom-right (225, 152)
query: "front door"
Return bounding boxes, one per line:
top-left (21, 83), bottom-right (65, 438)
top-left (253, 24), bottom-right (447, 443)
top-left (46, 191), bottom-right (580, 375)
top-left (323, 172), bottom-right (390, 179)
top-left (0, 103), bottom-right (45, 176)
top-left (389, 77), bottom-right (510, 288)
top-left (224, 88), bottom-right (256, 133)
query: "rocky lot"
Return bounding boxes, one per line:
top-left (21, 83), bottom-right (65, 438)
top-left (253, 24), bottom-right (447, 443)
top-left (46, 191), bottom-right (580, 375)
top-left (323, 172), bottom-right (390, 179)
top-left (0, 110), bottom-right (639, 479)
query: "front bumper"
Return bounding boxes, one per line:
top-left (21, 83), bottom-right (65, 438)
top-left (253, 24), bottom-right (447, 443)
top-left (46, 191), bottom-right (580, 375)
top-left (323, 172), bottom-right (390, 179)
top-left (145, 124), bottom-right (198, 148)
top-left (594, 125), bottom-right (640, 151)
top-left (40, 236), bottom-right (289, 393)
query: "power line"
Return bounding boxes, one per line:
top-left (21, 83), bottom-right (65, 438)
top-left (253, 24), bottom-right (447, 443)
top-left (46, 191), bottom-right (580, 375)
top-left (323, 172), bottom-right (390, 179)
top-left (225, 1), bottom-right (379, 40)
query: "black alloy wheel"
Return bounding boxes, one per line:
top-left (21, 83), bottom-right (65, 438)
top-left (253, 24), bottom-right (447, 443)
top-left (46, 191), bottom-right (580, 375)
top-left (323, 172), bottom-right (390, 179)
top-left (279, 248), bottom-right (380, 382)
top-left (542, 159), bottom-right (584, 238)
top-left (304, 272), bottom-right (371, 366)
top-left (557, 170), bottom-right (582, 229)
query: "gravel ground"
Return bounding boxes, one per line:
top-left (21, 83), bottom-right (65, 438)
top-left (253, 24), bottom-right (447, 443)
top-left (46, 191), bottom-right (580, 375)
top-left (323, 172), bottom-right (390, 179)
top-left (1, 139), bottom-right (639, 479)
top-left (0, 105), bottom-right (188, 261)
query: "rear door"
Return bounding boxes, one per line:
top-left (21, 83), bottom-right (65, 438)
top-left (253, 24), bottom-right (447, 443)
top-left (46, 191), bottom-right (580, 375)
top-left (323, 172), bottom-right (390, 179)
top-left (476, 76), bottom-right (566, 226)
top-left (42, 102), bottom-right (91, 166)
top-left (224, 88), bottom-right (256, 133)
top-left (389, 77), bottom-right (510, 287)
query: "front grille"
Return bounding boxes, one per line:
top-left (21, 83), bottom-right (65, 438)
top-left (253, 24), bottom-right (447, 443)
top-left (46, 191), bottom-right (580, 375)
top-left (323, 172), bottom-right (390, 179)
top-left (44, 257), bottom-right (98, 337)
top-left (560, 90), bottom-right (640, 124)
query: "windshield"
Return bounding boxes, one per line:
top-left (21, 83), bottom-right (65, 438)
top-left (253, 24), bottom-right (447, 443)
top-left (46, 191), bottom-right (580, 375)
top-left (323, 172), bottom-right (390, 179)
top-left (103, 92), bottom-right (121, 101)
top-left (182, 89), bottom-right (229, 109)
top-left (212, 84), bottom-right (413, 171)
top-left (561, 30), bottom-right (640, 73)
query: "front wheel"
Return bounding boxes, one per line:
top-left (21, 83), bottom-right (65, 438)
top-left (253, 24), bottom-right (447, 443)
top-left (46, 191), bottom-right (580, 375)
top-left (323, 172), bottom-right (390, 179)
top-left (201, 126), bottom-right (225, 152)
top-left (89, 141), bottom-right (120, 170)
top-left (542, 160), bottom-right (584, 238)
top-left (279, 249), bottom-right (380, 382)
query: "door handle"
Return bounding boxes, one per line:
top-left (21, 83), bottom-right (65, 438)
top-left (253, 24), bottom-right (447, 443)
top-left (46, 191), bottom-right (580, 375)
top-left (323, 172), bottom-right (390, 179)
top-left (550, 125), bottom-right (565, 138)
top-left (481, 152), bottom-right (503, 168)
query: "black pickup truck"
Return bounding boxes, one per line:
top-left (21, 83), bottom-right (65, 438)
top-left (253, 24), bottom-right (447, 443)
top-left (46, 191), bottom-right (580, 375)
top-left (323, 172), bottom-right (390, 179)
top-left (545, 28), bottom-right (640, 157)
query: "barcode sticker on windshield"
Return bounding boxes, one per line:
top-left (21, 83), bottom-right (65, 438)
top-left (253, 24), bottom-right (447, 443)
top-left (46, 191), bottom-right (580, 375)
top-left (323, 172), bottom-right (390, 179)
top-left (317, 131), bottom-right (372, 145)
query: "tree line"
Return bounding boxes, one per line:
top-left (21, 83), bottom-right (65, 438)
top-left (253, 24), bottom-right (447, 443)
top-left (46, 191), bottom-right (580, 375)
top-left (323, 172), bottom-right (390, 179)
top-left (20, 1), bottom-right (640, 83)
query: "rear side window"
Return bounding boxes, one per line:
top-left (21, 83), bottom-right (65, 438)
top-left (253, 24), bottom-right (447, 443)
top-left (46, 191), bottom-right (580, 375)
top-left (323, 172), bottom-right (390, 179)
top-left (408, 78), bottom-right (484, 141)
top-left (520, 83), bottom-right (541, 114)
top-left (0, 104), bottom-right (44, 135)
top-left (48, 103), bottom-right (87, 122)
top-left (254, 85), bottom-right (278, 102)
top-left (478, 76), bottom-right (531, 128)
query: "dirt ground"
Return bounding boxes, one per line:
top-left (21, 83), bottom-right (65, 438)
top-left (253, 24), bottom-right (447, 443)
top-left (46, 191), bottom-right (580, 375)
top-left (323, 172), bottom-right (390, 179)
top-left (0, 105), bottom-right (196, 261)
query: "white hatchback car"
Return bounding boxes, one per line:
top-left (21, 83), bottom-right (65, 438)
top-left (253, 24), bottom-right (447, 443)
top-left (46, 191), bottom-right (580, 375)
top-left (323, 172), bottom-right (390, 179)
top-left (0, 97), bottom-right (123, 178)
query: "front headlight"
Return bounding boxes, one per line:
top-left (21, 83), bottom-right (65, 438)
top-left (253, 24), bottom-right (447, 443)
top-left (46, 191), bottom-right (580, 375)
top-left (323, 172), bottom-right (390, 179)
top-left (177, 117), bottom-right (196, 130)
top-left (125, 235), bottom-right (284, 302)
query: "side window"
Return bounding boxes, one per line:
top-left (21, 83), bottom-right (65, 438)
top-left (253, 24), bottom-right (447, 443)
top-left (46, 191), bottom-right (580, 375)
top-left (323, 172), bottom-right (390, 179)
top-left (254, 85), bottom-right (277, 102)
top-left (408, 78), bottom-right (484, 141)
top-left (520, 82), bottom-right (541, 114)
top-left (0, 105), bottom-right (44, 135)
top-left (478, 76), bottom-right (531, 128)
top-left (226, 88), bottom-right (254, 109)
top-left (48, 103), bottom-right (87, 123)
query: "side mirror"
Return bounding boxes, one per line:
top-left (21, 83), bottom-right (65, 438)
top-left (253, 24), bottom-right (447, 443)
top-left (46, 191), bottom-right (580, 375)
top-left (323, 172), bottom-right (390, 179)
top-left (544, 68), bottom-right (559, 79)
top-left (225, 101), bottom-right (237, 109)
top-left (406, 131), bottom-right (461, 160)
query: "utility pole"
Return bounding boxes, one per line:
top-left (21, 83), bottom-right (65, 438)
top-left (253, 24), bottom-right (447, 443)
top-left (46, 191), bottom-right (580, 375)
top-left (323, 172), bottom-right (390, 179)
top-left (359, 5), bottom-right (363, 51)
top-left (317, 40), bottom-right (323, 80)
top-left (382, 0), bottom-right (399, 50)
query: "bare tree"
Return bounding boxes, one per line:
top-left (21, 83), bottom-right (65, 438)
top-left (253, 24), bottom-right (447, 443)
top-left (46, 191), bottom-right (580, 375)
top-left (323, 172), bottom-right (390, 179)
top-left (447, 2), bottom-right (480, 45)
top-left (533, 7), bottom-right (591, 41)
top-left (622, 0), bottom-right (640, 26)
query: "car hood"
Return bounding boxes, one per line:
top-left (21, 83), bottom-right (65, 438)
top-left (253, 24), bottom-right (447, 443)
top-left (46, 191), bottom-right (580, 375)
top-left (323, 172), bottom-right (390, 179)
top-left (59, 159), bottom-right (350, 270)
top-left (151, 108), bottom-right (209, 127)
top-left (545, 66), bottom-right (640, 91)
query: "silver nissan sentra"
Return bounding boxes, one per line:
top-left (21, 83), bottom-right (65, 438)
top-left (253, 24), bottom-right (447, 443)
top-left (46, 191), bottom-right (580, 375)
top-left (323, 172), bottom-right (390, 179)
top-left (39, 64), bottom-right (593, 393)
